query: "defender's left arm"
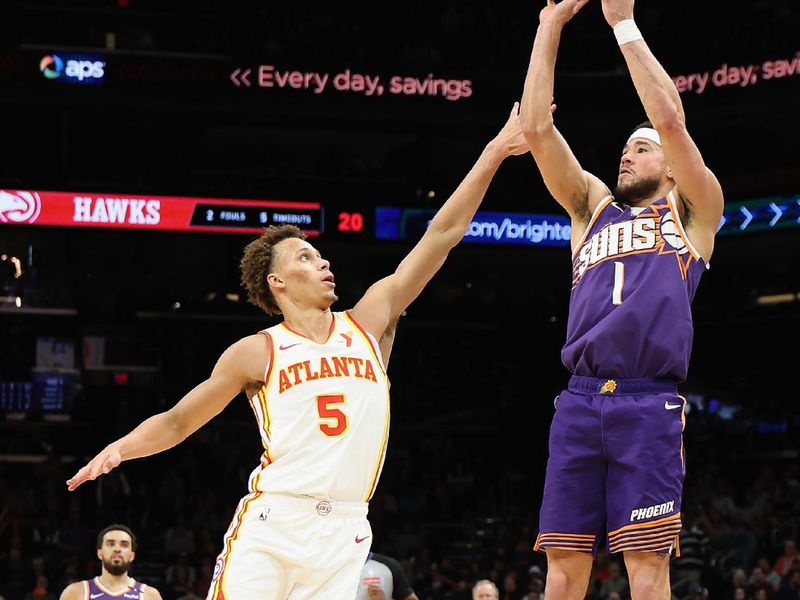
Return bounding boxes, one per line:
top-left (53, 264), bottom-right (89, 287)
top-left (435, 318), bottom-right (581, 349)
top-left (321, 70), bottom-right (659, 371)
top-left (603, 0), bottom-right (723, 260)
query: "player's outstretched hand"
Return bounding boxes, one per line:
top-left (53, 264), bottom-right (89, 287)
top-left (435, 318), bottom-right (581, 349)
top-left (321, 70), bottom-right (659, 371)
top-left (66, 445), bottom-right (123, 491)
top-left (601, 0), bottom-right (634, 27)
top-left (492, 102), bottom-right (530, 157)
top-left (539, 0), bottom-right (591, 27)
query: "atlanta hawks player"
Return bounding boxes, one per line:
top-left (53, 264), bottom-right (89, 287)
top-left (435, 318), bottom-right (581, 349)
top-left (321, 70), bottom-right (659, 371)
top-left (520, 0), bottom-right (724, 598)
top-left (66, 103), bottom-right (530, 599)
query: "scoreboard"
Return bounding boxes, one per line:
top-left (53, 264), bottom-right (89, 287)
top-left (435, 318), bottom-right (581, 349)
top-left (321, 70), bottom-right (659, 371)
top-left (0, 188), bottom-right (374, 240)
top-left (0, 188), bottom-right (570, 247)
top-left (0, 189), bottom-right (323, 236)
top-left (1, 188), bottom-right (796, 245)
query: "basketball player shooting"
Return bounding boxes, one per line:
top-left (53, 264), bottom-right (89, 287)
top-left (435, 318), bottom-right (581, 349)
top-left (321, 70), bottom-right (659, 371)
top-left (519, 0), bottom-right (724, 598)
top-left (66, 103), bottom-right (529, 600)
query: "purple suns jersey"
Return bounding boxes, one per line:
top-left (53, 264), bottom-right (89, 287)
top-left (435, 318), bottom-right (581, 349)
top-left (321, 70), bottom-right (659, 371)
top-left (562, 192), bottom-right (707, 382)
top-left (83, 577), bottom-right (146, 600)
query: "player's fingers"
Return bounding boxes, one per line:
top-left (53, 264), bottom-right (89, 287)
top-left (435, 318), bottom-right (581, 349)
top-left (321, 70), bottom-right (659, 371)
top-left (67, 478), bottom-right (86, 491)
top-left (509, 101), bottom-right (520, 117)
top-left (66, 465), bottom-right (91, 490)
top-left (67, 451), bottom-right (116, 490)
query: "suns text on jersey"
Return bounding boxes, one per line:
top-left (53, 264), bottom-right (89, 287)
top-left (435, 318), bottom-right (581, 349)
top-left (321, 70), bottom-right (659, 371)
top-left (574, 217), bottom-right (658, 280)
top-left (278, 356), bottom-right (378, 393)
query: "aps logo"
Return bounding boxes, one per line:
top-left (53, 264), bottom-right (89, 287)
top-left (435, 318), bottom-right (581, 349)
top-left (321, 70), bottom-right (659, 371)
top-left (0, 190), bottom-right (42, 224)
top-left (39, 55), bottom-right (64, 79)
top-left (40, 53), bottom-right (105, 83)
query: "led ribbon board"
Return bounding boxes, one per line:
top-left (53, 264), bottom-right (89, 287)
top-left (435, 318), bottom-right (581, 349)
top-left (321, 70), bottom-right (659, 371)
top-left (376, 207), bottom-right (571, 247)
top-left (717, 195), bottom-right (800, 236)
top-left (0, 189), bottom-right (322, 235)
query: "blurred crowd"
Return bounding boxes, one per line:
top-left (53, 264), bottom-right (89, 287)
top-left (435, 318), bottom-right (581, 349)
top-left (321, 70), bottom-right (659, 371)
top-left (2, 228), bottom-right (800, 600)
top-left (0, 372), bottom-right (798, 600)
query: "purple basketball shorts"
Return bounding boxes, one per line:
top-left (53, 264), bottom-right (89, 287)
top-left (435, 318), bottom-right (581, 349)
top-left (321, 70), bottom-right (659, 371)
top-left (535, 375), bottom-right (686, 555)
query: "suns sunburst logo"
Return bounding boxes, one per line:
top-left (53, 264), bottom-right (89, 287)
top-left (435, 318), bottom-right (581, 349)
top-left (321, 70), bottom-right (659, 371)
top-left (660, 211), bottom-right (689, 255)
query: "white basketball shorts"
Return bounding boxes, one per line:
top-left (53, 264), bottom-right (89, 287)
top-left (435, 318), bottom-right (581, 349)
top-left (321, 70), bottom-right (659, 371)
top-left (205, 492), bottom-right (372, 600)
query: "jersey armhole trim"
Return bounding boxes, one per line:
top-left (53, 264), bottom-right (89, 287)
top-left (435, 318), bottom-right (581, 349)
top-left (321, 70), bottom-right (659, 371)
top-left (343, 310), bottom-right (387, 375)
top-left (666, 190), bottom-right (703, 264)
top-left (257, 330), bottom-right (275, 384)
top-left (571, 194), bottom-right (614, 258)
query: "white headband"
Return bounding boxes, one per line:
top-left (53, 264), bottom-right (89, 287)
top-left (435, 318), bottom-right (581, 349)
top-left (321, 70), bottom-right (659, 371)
top-left (627, 127), bottom-right (661, 147)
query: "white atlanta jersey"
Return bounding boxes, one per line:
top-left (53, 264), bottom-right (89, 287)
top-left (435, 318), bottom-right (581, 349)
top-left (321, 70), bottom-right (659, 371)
top-left (246, 311), bottom-right (391, 502)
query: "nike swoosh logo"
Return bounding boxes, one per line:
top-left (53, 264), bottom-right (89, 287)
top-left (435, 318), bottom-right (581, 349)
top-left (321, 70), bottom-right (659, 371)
top-left (355, 535), bottom-right (370, 544)
top-left (279, 343), bottom-right (301, 350)
top-left (90, 595), bottom-right (104, 599)
top-left (664, 402), bottom-right (682, 410)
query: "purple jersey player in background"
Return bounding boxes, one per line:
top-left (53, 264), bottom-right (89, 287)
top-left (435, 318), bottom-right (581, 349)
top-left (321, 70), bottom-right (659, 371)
top-left (519, 0), bottom-right (724, 599)
top-left (59, 525), bottom-right (163, 600)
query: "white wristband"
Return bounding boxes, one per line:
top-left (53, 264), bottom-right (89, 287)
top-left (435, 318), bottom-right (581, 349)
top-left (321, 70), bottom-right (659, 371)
top-left (613, 19), bottom-right (643, 45)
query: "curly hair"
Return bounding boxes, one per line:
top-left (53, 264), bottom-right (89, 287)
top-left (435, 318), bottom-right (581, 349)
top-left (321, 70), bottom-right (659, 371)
top-left (240, 224), bottom-right (307, 316)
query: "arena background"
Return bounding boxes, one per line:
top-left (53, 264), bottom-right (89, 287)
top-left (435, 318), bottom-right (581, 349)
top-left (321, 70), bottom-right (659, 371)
top-left (1, 1), bottom-right (799, 599)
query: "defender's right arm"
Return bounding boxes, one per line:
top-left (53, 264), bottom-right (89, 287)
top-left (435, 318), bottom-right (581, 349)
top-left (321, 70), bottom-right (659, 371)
top-left (66, 334), bottom-right (268, 491)
top-left (520, 0), bottom-right (609, 245)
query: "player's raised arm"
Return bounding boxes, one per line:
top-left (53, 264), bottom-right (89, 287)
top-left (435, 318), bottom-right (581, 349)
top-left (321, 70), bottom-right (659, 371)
top-left (350, 103), bottom-right (528, 339)
top-left (66, 334), bottom-right (268, 491)
top-left (602, 0), bottom-right (723, 259)
top-left (520, 0), bottom-right (609, 235)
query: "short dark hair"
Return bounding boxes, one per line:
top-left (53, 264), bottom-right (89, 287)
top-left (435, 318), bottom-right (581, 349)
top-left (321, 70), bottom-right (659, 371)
top-left (240, 224), bottom-right (307, 316)
top-left (630, 120), bottom-right (654, 136)
top-left (97, 524), bottom-right (137, 551)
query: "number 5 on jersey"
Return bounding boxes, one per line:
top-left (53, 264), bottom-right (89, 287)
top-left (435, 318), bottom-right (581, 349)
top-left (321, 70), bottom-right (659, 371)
top-left (316, 395), bottom-right (348, 436)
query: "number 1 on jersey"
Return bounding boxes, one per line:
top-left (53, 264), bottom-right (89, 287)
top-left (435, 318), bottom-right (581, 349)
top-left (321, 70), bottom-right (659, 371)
top-left (317, 395), bottom-right (348, 437)
top-left (612, 261), bottom-right (625, 305)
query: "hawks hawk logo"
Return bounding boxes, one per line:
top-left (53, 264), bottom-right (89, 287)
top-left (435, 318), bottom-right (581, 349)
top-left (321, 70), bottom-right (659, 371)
top-left (0, 190), bottom-right (41, 224)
